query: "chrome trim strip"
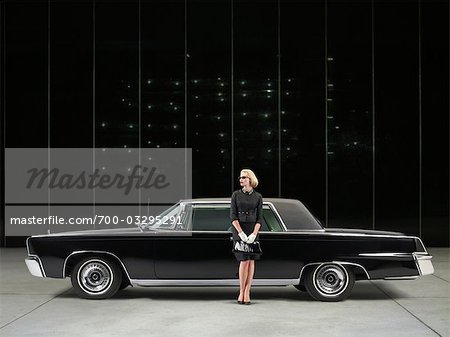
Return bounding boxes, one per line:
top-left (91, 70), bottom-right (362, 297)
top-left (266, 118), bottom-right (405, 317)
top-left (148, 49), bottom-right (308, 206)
top-left (413, 253), bottom-right (434, 276)
top-left (384, 276), bottom-right (419, 280)
top-left (25, 238), bottom-right (47, 277)
top-left (358, 253), bottom-right (412, 257)
top-left (30, 255), bottom-right (46, 277)
top-left (62, 250), bottom-right (132, 284)
top-left (31, 231), bottom-right (420, 239)
top-left (412, 253), bottom-right (420, 274)
top-left (26, 237), bottom-right (31, 256)
top-left (168, 231), bottom-right (415, 239)
top-left (154, 230), bottom-right (326, 235)
top-left (187, 230), bottom-right (321, 234)
top-left (316, 233), bottom-right (419, 239)
top-left (413, 251), bottom-right (429, 256)
top-left (25, 257), bottom-right (45, 278)
top-left (130, 278), bottom-right (299, 287)
top-left (188, 200), bottom-right (230, 203)
top-left (299, 261), bottom-right (371, 281)
top-left (191, 203), bottom-right (258, 209)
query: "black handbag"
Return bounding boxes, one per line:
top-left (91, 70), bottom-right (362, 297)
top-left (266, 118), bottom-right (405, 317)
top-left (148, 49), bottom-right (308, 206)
top-left (232, 240), bottom-right (262, 255)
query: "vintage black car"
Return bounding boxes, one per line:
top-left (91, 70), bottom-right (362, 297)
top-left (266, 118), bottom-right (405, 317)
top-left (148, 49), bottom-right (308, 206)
top-left (25, 198), bottom-right (434, 301)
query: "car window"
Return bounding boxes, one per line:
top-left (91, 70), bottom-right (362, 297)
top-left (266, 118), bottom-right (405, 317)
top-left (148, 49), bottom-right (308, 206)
top-left (262, 208), bottom-right (283, 232)
top-left (191, 207), bottom-right (231, 231)
top-left (190, 205), bottom-right (283, 232)
top-left (273, 200), bottom-right (323, 230)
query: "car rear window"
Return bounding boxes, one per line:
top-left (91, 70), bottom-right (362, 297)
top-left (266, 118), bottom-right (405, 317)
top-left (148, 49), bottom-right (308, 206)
top-left (273, 200), bottom-right (323, 230)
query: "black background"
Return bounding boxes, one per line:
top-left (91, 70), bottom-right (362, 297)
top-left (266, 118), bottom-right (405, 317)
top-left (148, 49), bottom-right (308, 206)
top-left (0, 0), bottom-right (448, 247)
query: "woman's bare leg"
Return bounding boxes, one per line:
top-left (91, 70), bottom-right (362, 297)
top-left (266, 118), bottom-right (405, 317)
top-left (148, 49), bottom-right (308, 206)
top-left (243, 260), bottom-right (255, 302)
top-left (238, 261), bottom-right (249, 301)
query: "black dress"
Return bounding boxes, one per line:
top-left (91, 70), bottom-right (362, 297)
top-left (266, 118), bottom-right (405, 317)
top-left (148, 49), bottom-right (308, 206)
top-left (230, 188), bottom-right (263, 261)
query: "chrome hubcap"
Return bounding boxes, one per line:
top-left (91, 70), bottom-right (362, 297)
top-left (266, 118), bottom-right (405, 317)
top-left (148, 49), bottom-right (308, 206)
top-left (78, 260), bottom-right (112, 294)
top-left (313, 264), bottom-right (348, 296)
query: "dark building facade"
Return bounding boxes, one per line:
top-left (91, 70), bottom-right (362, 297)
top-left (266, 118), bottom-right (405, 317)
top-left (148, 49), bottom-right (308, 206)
top-left (0, 0), bottom-right (448, 246)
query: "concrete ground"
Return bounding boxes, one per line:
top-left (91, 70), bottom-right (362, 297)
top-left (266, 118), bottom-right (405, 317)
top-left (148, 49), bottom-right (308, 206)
top-left (0, 248), bottom-right (448, 337)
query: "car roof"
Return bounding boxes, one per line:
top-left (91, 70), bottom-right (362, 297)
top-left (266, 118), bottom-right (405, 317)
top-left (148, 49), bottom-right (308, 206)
top-left (178, 198), bottom-right (324, 230)
top-left (179, 197), bottom-right (300, 204)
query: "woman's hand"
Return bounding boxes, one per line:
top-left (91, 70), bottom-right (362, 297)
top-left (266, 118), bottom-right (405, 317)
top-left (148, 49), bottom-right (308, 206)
top-left (247, 223), bottom-right (260, 244)
top-left (238, 231), bottom-right (249, 242)
top-left (247, 233), bottom-right (256, 244)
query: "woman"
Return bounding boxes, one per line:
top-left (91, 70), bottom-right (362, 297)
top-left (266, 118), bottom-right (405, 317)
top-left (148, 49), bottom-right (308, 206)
top-left (230, 169), bottom-right (263, 305)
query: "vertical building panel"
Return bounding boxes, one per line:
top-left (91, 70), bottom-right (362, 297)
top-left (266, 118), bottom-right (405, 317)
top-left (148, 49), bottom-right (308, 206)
top-left (280, 0), bottom-right (326, 220)
top-left (141, 0), bottom-right (185, 151)
top-left (421, 0), bottom-right (449, 246)
top-left (234, 0), bottom-right (278, 197)
top-left (95, 0), bottom-right (139, 148)
top-left (50, 1), bottom-right (93, 147)
top-left (374, 1), bottom-right (420, 235)
top-left (327, 0), bottom-right (372, 229)
top-left (5, 1), bottom-right (48, 148)
top-left (187, 0), bottom-right (232, 197)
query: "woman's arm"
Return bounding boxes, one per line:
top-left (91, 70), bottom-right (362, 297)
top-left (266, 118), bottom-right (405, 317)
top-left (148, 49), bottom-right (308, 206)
top-left (253, 223), bottom-right (261, 235)
top-left (230, 192), bottom-right (244, 233)
top-left (253, 195), bottom-right (263, 234)
top-left (232, 219), bottom-right (244, 233)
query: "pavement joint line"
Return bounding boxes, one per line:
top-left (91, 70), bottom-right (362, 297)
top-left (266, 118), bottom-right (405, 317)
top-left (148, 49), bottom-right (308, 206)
top-left (370, 281), bottom-right (443, 337)
top-left (432, 274), bottom-right (450, 284)
top-left (0, 288), bottom-right (72, 331)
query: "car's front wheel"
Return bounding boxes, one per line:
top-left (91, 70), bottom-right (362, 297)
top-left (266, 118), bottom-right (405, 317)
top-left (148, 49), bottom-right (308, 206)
top-left (304, 263), bottom-right (354, 302)
top-left (71, 257), bottom-right (122, 299)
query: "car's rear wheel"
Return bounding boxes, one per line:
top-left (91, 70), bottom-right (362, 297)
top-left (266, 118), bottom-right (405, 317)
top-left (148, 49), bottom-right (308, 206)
top-left (304, 263), bottom-right (354, 302)
top-left (71, 257), bottom-right (122, 299)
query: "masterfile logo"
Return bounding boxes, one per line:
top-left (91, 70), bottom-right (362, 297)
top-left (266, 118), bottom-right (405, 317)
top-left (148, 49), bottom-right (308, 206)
top-left (5, 148), bottom-right (192, 204)
top-left (5, 148), bottom-right (192, 236)
top-left (26, 165), bottom-right (170, 196)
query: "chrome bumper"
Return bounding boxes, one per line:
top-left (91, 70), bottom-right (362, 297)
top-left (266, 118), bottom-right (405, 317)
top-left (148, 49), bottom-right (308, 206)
top-left (413, 253), bottom-right (434, 276)
top-left (25, 257), bottom-right (45, 277)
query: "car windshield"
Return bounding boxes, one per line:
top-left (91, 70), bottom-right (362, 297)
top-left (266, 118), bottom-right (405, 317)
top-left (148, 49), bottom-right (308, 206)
top-left (140, 202), bottom-right (188, 231)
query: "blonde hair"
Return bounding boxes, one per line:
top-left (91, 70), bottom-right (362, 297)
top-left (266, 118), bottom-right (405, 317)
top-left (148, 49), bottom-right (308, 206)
top-left (240, 169), bottom-right (259, 188)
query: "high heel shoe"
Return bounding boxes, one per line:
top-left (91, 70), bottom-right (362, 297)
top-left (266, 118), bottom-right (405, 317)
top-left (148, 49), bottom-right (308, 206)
top-left (237, 300), bottom-right (244, 304)
top-left (243, 301), bottom-right (251, 305)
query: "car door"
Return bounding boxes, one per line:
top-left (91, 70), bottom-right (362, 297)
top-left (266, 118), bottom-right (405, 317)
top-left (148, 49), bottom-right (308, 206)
top-left (153, 202), bottom-right (302, 280)
top-left (253, 205), bottom-right (304, 279)
top-left (154, 204), bottom-right (238, 279)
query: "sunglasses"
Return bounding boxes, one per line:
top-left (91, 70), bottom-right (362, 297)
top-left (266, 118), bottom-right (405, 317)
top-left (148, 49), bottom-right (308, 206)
top-left (238, 176), bottom-right (250, 180)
